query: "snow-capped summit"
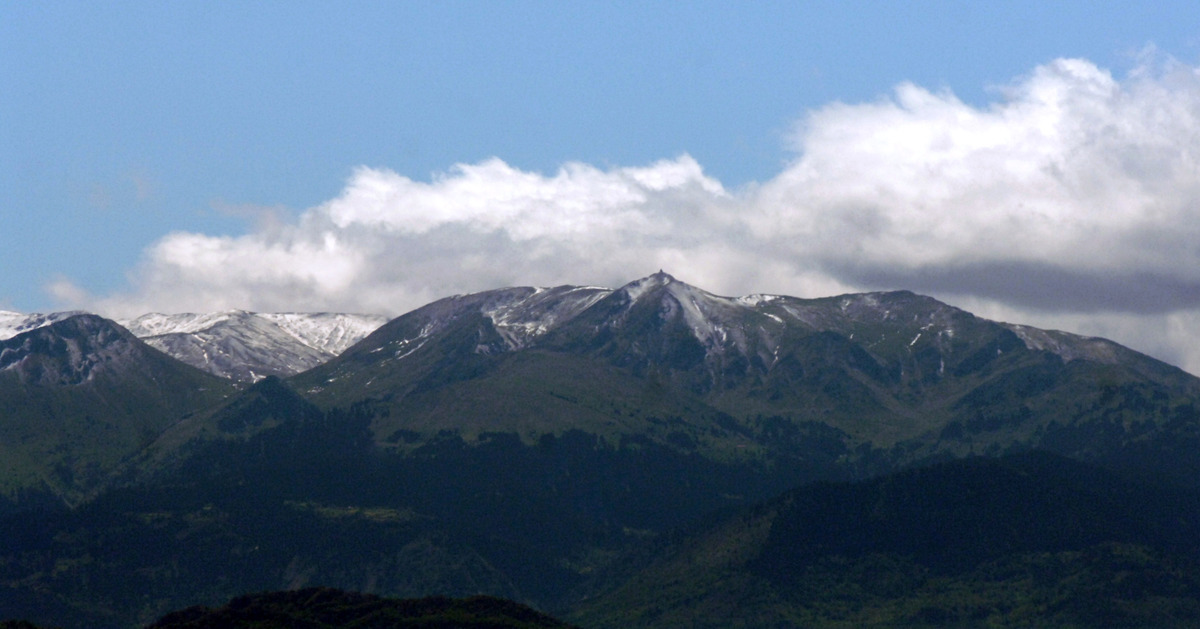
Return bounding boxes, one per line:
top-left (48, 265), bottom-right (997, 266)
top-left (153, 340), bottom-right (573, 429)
top-left (0, 310), bottom-right (87, 341)
top-left (1, 314), bottom-right (144, 386)
top-left (617, 270), bottom-right (676, 302)
top-left (119, 311), bottom-right (388, 382)
top-left (611, 272), bottom-right (761, 352)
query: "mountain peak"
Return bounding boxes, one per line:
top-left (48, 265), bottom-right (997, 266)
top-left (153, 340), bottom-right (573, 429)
top-left (0, 314), bottom-right (142, 386)
top-left (618, 270), bottom-right (683, 301)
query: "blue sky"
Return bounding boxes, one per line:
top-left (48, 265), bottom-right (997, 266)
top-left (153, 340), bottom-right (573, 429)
top-left (5, 2), bottom-right (1200, 371)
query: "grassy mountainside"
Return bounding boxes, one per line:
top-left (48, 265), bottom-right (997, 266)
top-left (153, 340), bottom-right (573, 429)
top-left (0, 315), bottom-right (235, 510)
top-left (0, 381), bottom-right (793, 628)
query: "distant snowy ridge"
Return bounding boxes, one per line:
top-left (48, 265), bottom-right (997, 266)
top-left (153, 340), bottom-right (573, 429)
top-left (119, 311), bottom-right (388, 382)
top-left (119, 311), bottom-right (386, 356)
top-left (0, 310), bottom-right (86, 341)
top-left (0, 309), bottom-right (388, 382)
top-left (258, 312), bottom-right (391, 356)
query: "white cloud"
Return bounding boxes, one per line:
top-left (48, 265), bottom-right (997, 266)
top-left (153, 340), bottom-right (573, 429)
top-left (77, 155), bottom-right (738, 318)
top-left (755, 57), bottom-right (1200, 283)
top-left (54, 55), bottom-right (1200, 373)
top-left (322, 157), bottom-right (721, 239)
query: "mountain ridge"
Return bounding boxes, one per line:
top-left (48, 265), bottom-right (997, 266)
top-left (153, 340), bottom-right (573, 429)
top-left (119, 310), bottom-right (387, 382)
top-left (2, 310), bottom-right (387, 383)
top-left (1, 273), bottom-right (1179, 384)
top-left (294, 273), bottom-right (1198, 458)
top-left (4, 273), bottom-right (1197, 501)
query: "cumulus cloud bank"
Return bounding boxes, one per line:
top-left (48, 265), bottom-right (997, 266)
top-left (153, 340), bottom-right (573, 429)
top-left (58, 56), bottom-right (1200, 373)
top-left (760, 57), bottom-right (1200, 312)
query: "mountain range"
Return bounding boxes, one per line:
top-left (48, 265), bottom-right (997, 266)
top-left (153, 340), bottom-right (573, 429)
top-left (3, 309), bottom-right (387, 383)
top-left (3, 272), bottom-right (1200, 628)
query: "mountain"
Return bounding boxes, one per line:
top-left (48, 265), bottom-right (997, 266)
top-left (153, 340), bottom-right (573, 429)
top-left (3, 310), bottom-right (388, 383)
top-left (119, 311), bottom-right (387, 382)
top-left (294, 272), bottom-right (1200, 481)
top-left (0, 314), bottom-right (235, 509)
top-left (292, 281), bottom-right (764, 462)
top-left (5, 272), bottom-right (1200, 628)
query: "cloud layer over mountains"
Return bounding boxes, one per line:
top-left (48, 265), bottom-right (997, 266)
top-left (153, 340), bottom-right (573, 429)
top-left (54, 56), bottom-right (1200, 373)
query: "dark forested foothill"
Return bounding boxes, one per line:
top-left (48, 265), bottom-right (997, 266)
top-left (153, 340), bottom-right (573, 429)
top-left (0, 621), bottom-right (58, 629)
top-left (571, 452), bottom-right (1200, 628)
top-left (145, 588), bottom-right (580, 629)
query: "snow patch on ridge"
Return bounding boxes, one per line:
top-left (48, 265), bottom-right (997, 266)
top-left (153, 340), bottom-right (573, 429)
top-left (259, 313), bottom-right (389, 355)
top-left (119, 311), bottom-right (243, 337)
top-left (118, 311), bottom-right (388, 382)
top-left (664, 282), bottom-right (733, 348)
top-left (736, 294), bottom-right (780, 307)
top-left (0, 311), bottom-right (86, 341)
top-left (620, 272), bottom-right (674, 303)
top-left (1004, 324), bottom-right (1122, 364)
top-left (481, 285), bottom-right (612, 348)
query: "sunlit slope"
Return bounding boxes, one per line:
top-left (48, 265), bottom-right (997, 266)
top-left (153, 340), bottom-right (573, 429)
top-left (0, 315), bottom-right (236, 508)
